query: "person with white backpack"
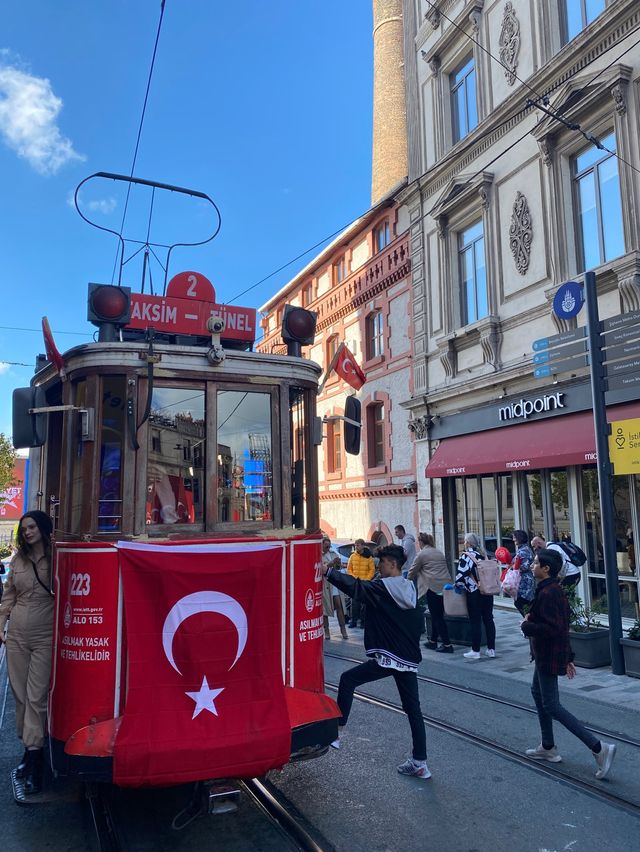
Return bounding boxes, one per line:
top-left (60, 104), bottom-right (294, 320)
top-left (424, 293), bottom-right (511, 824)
top-left (455, 532), bottom-right (497, 660)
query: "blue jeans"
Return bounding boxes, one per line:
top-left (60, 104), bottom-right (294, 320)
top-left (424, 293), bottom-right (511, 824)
top-left (531, 667), bottom-right (598, 751)
top-left (336, 659), bottom-right (427, 761)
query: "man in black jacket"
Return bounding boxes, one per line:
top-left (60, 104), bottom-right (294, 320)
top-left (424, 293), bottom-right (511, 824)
top-left (323, 544), bottom-right (430, 779)
top-left (521, 548), bottom-right (616, 779)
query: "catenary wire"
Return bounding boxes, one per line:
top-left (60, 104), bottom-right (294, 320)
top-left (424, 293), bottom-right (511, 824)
top-left (227, 25), bottom-right (640, 308)
top-left (110, 0), bottom-right (167, 285)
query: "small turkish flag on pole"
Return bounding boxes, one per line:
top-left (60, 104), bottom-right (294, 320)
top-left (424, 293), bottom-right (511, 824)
top-left (42, 316), bottom-right (65, 375)
top-left (334, 344), bottom-right (366, 390)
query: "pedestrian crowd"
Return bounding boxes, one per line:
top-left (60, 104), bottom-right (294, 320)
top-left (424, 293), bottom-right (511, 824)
top-left (324, 523), bottom-right (616, 783)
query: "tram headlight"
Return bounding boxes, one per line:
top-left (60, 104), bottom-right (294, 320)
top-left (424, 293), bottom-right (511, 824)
top-left (88, 284), bottom-right (131, 326)
top-left (281, 305), bottom-right (317, 356)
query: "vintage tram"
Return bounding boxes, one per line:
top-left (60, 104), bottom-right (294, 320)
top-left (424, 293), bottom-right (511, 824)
top-left (12, 255), bottom-right (341, 790)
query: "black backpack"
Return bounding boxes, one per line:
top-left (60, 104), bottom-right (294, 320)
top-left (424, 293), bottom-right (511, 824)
top-left (556, 540), bottom-right (587, 567)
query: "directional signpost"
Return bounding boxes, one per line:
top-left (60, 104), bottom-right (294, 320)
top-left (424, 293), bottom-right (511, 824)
top-left (531, 327), bottom-right (589, 380)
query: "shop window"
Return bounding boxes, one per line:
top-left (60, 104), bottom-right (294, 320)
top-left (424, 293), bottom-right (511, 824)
top-left (451, 56), bottom-right (477, 143)
top-left (563, 0), bottom-right (605, 44)
top-left (573, 131), bottom-right (624, 272)
top-left (374, 221), bottom-right (391, 253)
top-left (327, 420), bottom-right (342, 473)
top-left (458, 221), bottom-right (487, 325)
top-left (366, 402), bottom-right (385, 468)
top-left (365, 310), bottom-right (384, 360)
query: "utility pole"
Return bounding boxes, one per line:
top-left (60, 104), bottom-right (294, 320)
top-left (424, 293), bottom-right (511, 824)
top-left (584, 270), bottom-right (625, 674)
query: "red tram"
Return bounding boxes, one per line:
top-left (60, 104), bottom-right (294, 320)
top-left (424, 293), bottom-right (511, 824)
top-left (12, 229), bottom-right (342, 789)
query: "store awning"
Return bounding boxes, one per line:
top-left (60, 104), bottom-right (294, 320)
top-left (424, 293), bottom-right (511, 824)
top-left (425, 403), bottom-right (640, 478)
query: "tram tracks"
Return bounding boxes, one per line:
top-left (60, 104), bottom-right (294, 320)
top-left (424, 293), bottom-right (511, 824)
top-left (325, 651), bottom-right (640, 748)
top-left (86, 776), bottom-right (331, 852)
top-left (325, 652), bottom-right (640, 819)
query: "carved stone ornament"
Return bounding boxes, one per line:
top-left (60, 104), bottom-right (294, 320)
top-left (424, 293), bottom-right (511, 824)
top-left (480, 321), bottom-right (501, 369)
top-left (499, 3), bottom-right (520, 86)
top-left (436, 214), bottom-right (448, 240)
top-left (509, 192), bottom-right (533, 275)
top-left (408, 416), bottom-right (430, 440)
top-left (425, 6), bottom-right (441, 29)
top-left (478, 184), bottom-right (490, 211)
top-left (610, 83), bottom-right (626, 116)
top-left (428, 55), bottom-right (441, 77)
top-left (538, 138), bottom-right (553, 167)
top-left (469, 9), bottom-right (481, 35)
top-left (438, 338), bottom-right (457, 378)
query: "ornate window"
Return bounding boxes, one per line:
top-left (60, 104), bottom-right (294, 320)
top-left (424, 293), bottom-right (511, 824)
top-left (573, 132), bottom-right (624, 272)
top-left (563, 0), bottom-right (605, 44)
top-left (459, 221), bottom-right (487, 324)
top-left (451, 56), bottom-right (477, 143)
top-left (301, 283), bottom-right (313, 307)
top-left (326, 333), bottom-right (340, 367)
top-left (367, 402), bottom-right (385, 468)
top-left (334, 255), bottom-right (347, 284)
top-left (365, 310), bottom-right (384, 360)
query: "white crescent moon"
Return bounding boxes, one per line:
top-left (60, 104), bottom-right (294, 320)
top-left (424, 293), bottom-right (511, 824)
top-left (343, 359), bottom-right (353, 373)
top-left (162, 591), bottom-right (248, 675)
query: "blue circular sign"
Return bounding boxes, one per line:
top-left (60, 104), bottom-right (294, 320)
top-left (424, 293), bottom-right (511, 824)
top-left (553, 281), bottom-right (584, 320)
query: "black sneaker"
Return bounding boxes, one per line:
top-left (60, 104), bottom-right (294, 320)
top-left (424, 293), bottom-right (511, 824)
top-left (436, 644), bottom-right (454, 653)
top-left (423, 640), bottom-right (438, 650)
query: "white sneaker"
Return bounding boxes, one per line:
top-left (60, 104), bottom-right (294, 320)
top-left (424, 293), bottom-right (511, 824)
top-left (463, 650), bottom-right (481, 660)
top-left (330, 738), bottom-right (340, 750)
top-left (594, 742), bottom-right (616, 779)
top-left (397, 757), bottom-right (432, 779)
top-left (484, 649), bottom-right (496, 658)
top-left (525, 743), bottom-right (562, 763)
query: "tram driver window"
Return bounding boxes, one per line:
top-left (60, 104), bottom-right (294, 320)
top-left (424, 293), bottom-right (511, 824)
top-left (146, 387), bottom-right (205, 526)
top-left (217, 390), bottom-right (272, 523)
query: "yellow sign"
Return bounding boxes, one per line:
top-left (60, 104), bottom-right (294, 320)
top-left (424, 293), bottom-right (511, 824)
top-left (609, 417), bottom-right (640, 475)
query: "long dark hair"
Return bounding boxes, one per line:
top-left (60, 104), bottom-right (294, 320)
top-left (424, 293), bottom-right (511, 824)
top-left (17, 511), bottom-right (53, 561)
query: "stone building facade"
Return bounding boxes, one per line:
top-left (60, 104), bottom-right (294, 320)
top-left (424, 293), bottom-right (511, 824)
top-left (258, 191), bottom-right (417, 547)
top-left (399, 0), bottom-right (640, 617)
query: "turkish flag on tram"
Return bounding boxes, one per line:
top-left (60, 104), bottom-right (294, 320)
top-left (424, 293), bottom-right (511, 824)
top-left (334, 344), bottom-right (366, 390)
top-left (42, 316), bottom-right (65, 374)
top-left (114, 541), bottom-right (291, 786)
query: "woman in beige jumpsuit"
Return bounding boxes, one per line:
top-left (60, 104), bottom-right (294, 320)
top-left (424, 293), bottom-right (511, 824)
top-left (0, 511), bottom-right (54, 794)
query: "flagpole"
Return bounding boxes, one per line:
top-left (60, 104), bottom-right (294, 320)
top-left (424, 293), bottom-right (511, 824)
top-left (316, 342), bottom-right (345, 397)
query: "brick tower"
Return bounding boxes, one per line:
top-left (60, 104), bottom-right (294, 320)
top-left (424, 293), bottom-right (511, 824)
top-left (371, 0), bottom-right (407, 205)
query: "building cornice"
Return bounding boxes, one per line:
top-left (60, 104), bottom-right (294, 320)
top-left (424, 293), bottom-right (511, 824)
top-left (319, 482), bottom-right (417, 501)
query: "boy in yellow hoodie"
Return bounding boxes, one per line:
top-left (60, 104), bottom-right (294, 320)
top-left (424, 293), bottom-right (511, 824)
top-left (347, 540), bottom-right (376, 627)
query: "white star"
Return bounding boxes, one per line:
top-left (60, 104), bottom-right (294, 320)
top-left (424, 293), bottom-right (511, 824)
top-left (185, 676), bottom-right (224, 719)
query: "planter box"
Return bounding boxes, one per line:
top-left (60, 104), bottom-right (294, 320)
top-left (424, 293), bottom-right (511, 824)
top-left (425, 612), bottom-right (486, 647)
top-left (569, 628), bottom-right (611, 668)
top-left (620, 638), bottom-right (640, 679)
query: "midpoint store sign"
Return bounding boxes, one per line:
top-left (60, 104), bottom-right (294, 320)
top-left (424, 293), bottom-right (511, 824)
top-left (498, 391), bottom-right (565, 422)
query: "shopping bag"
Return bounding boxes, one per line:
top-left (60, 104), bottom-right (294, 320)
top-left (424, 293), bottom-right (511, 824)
top-left (501, 567), bottom-right (521, 599)
top-left (443, 587), bottom-right (468, 616)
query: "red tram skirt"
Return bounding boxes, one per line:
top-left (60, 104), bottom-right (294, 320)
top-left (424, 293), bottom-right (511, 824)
top-left (48, 537), bottom-right (339, 786)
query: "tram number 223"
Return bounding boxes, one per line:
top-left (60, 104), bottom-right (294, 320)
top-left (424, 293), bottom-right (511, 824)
top-left (69, 572), bottom-right (91, 597)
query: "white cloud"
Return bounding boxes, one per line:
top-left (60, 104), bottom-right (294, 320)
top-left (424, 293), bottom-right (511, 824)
top-left (0, 362), bottom-right (11, 375)
top-left (86, 196), bottom-right (117, 215)
top-left (0, 63), bottom-right (84, 174)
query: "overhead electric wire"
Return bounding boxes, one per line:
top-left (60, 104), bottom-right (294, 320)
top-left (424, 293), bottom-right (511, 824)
top-left (110, 0), bottom-right (167, 284)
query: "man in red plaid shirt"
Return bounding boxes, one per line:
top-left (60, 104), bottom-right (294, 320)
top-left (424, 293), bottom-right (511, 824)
top-left (521, 548), bottom-right (616, 780)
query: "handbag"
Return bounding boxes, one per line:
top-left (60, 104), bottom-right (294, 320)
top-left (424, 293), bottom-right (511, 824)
top-left (501, 567), bottom-right (521, 599)
top-left (443, 587), bottom-right (468, 617)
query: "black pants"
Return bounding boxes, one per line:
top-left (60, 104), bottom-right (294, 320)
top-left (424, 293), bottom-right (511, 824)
top-left (466, 591), bottom-right (496, 652)
top-left (426, 590), bottom-right (450, 645)
top-left (531, 666), bottom-right (598, 751)
top-left (562, 575), bottom-right (581, 590)
top-left (350, 598), bottom-right (365, 626)
top-left (336, 659), bottom-right (427, 761)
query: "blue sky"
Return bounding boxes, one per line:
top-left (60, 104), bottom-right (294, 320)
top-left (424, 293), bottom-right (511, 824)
top-left (0, 1), bottom-right (373, 439)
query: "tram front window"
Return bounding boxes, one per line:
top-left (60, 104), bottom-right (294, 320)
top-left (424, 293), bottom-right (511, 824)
top-left (146, 387), bottom-right (205, 526)
top-left (217, 390), bottom-right (272, 523)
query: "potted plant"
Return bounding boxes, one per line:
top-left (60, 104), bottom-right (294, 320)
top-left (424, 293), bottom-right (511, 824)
top-left (620, 619), bottom-right (640, 679)
top-left (567, 592), bottom-right (611, 669)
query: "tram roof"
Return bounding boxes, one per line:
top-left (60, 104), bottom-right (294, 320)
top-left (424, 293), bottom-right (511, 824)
top-left (31, 341), bottom-right (322, 386)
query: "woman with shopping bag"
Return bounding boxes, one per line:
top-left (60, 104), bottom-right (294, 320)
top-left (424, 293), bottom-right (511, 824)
top-left (509, 530), bottom-right (536, 615)
top-left (455, 533), bottom-right (496, 661)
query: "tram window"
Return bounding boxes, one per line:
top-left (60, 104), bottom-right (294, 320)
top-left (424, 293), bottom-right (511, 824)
top-left (146, 387), bottom-right (205, 526)
top-left (217, 390), bottom-right (272, 523)
top-left (98, 376), bottom-right (127, 532)
top-left (70, 380), bottom-right (88, 535)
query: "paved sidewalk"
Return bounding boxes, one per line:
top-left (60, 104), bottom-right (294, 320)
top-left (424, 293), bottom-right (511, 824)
top-left (328, 606), bottom-right (640, 712)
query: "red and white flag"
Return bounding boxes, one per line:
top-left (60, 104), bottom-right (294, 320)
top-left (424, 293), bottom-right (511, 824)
top-left (42, 316), bottom-right (65, 375)
top-left (334, 344), bottom-right (366, 390)
top-left (114, 541), bottom-right (291, 786)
